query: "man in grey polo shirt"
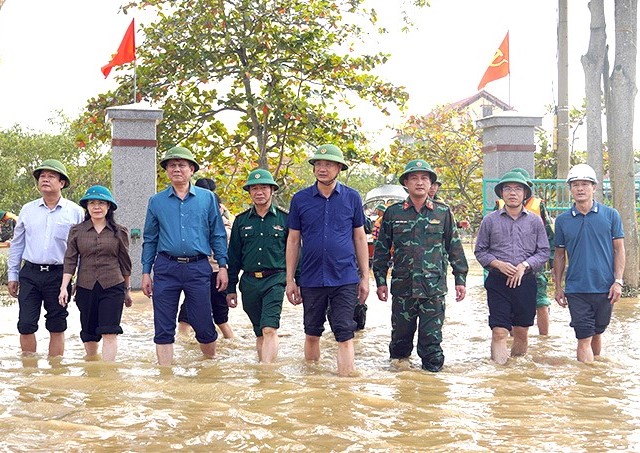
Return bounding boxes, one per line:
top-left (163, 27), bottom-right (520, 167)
top-left (8, 159), bottom-right (84, 357)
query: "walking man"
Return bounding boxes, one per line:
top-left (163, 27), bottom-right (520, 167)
top-left (285, 144), bottom-right (370, 377)
top-left (7, 159), bottom-right (84, 356)
top-left (226, 169), bottom-right (288, 363)
top-left (553, 163), bottom-right (625, 363)
top-left (474, 170), bottom-right (549, 364)
top-left (373, 159), bottom-right (468, 372)
top-left (141, 146), bottom-right (228, 365)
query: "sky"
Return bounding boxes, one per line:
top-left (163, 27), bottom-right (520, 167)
top-left (0, 0), bottom-right (634, 148)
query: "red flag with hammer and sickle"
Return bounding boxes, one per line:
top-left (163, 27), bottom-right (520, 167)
top-left (477, 32), bottom-right (509, 90)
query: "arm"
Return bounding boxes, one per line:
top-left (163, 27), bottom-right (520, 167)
top-left (608, 238), bottom-right (625, 304)
top-left (353, 226), bottom-right (370, 304)
top-left (443, 210), bottom-right (468, 301)
top-left (285, 229), bottom-right (302, 305)
top-left (141, 201), bottom-right (158, 297)
top-left (58, 273), bottom-right (74, 306)
top-left (372, 211), bottom-right (392, 302)
top-left (118, 227), bottom-right (133, 307)
top-left (552, 247), bottom-right (567, 307)
top-left (7, 206), bottom-right (27, 297)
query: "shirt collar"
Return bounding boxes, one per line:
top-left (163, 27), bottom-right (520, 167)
top-left (402, 197), bottom-right (434, 212)
top-left (249, 203), bottom-right (276, 217)
top-left (167, 183), bottom-right (196, 198)
top-left (312, 181), bottom-right (342, 197)
top-left (499, 206), bottom-right (528, 217)
top-left (38, 197), bottom-right (65, 210)
top-left (83, 219), bottom-right (114, 232)
top-left (571, 200), bottom-right (599, 216)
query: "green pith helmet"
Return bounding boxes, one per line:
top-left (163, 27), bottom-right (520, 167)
top-left (510, 167), bottom-right (534, 187)
top-left (308, 144), bottom-right (348, 170)
top-left (494, 171), bottom-right (532, 200)
top-left (399, 159), bottom-right (437, 185)
top-left (79, 185), bottom-right (118, 210)
top-left (159, 146), bottom-right (200, 172)
top-left (33, 159), bottom-right (71, 188)
top-left (242, 168), bottom-right (279, 192)
top-left (375, 203), bottom-right (387, 212)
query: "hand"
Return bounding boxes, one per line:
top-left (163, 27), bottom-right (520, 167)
top-left (455, 285), bottom-right (466, 302)
top-left (458, 220), bottom-right (470, 229)
top-left (58, 288), bottom-right (69, 307)
top-left (608, 281), bottom-right (623, 305)
top-left (505, 263), bottom-right (526, 288)
top-left (357, 277), bottom-right (370, 304)
top-left (226, 293), bottom-right (238, 308)
top-left (124, 292), bottom-right (133, 308)
top-left (555, 287), bottom-right (567, 308)
top-left (7, 281), bottom-right (18, 298)
top-left (286, 281), bottom-right (302, 305)
top-left (377, 285), bottom-right (388, 302)
top-left (494, 260), bottom-right (517, 278)
top-left (216, 267), bottom-right (229, 292)
top-left (142, 274), bottom-right (153, 298)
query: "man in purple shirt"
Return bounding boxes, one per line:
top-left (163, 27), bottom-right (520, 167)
top-left (286, 144), bottom-right (370, 377)
top-left (474, 171), bottom-right (550, 364)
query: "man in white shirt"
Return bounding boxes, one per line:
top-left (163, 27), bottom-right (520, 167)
top-left (8, 159), bottom-right (84, 357)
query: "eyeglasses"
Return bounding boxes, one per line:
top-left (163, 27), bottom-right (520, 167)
top-left (502, 185), bottom-right (524, 193)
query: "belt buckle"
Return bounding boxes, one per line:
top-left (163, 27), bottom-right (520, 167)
top-left (40, 265), bottom-right (49, 272)
top-left (177, 257), bottom-right (189, 264)
top-left (255, 271), bottom-right (263, 279)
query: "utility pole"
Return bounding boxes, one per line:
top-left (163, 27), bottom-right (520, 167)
top-left (557, 0), bottom-right (570, 179)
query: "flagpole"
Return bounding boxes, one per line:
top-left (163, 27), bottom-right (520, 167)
top-left (133, 59), bottom-right (137, 103)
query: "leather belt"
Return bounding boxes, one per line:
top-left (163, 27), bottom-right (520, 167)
top-left (160, 252), bottom-right (208, 263)
top-left (24, 261), bottom-right (63, 272)
top-left (250, 269), bottom-right (285, 279)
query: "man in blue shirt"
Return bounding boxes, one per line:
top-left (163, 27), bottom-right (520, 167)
top-left (285, 144), bottom-right (370, 376)
top-left (142, 146), bottom-right (229, 366)
top-left (553, 163), bottom-right (625, 363)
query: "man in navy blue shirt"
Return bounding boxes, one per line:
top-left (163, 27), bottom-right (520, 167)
top-left (553, 163), bottom-right (625, 363)
top-left (142, 146), bottom-right (228, 366)
top-left (286, 144), bottom-right (370, 376)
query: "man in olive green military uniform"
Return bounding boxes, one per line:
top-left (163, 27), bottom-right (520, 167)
top-left (226, 169), bottom-right (288, 363)
top-left (373, 159), bottom-right (468, 372)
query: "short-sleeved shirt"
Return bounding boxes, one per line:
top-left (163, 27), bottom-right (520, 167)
top-left (287, 182), bottom-right (365, 287)
top-left (227, 204), bottom-right (288, 293)
top-left (63, 219), bottom-right (132, 290)
top-left (373, 198), bottom-right (468, 298)
top-left (8, 197), bottom-right (84, 281)
top-left (141, 184), bottom-right (228, 274)
top-left (554, 201), bottom-right (624, 293)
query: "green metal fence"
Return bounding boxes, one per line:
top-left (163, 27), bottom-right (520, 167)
top-left (482, 179), bottom-right (640, 217)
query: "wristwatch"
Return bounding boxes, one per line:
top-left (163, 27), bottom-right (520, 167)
top-left (614, 278), bottom-right (624, 286)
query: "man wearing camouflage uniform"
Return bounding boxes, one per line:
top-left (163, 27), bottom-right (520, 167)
top-left (373, 159), bottom-right (468, 372)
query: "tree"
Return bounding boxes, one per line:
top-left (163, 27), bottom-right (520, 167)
top-left (583, 0), bottom-right (639, 288)
top-left (0, 121), bottom-right (111, 214)
top-left (77, 0), bottom-right (422, 212)
top-left (384, 106), bottom-right (483, 228)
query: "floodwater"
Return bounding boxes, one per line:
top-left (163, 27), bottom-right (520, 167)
top-left (1, 254), bottom-right (640, 452)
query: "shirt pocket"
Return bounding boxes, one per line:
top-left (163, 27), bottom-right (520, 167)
top-left (267, 226), bottom-right (286, 255)
top-left (53, 222), bottom-right (74, 242)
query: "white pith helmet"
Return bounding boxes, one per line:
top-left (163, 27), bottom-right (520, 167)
top-left (567, 163), bottom-right (598, 184)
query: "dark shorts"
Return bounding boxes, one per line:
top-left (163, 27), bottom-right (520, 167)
top-left (239, 272), bottom-right (285, 337)
top-left (301, 284), bottom-right (358, 342)
top-left (485, 272), bottom-right (537, 330)
top-left (177, 271), bottom-right (229, 325)
top-left (17, 262), bottom-right (69, 335)
top-left (152, 253), bottom-right (218, 345)
top-left (567, 293), bottom-right (612, 339)
top-left (75, 281), bottom-right (126, 343)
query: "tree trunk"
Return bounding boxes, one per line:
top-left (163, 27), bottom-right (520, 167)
top-left (581, 0), bottom-right (607, 202)
top-left (607, 0), bottom-right (639, 288)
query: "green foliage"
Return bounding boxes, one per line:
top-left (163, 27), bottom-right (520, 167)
top-left (0, 121), bottom-right (111, 214)
top-left (385, 107), bottom-right (483, 229)
top-left (76, 0), bottom-right (420, 213)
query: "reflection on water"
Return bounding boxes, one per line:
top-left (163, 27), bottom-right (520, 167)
top-left (1, 259), bottom-right (640, 451)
